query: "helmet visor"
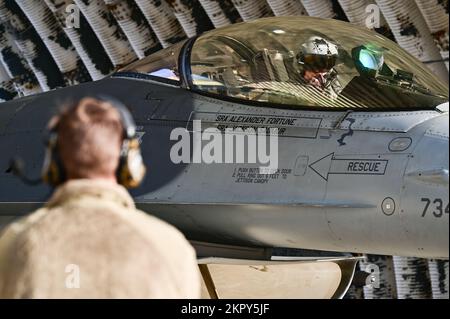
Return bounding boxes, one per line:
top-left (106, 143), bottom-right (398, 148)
top-left (302, 54), bottom-right (337, 72)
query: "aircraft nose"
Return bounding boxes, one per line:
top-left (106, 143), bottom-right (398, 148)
top-left (401, 113), bottom-right (449, 258)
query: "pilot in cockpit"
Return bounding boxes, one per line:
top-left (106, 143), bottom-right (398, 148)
top-left (295, 36), bottom-right (343, 98)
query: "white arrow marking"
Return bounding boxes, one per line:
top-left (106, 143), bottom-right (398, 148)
top-left (309, 153), bottom-right (388, 181)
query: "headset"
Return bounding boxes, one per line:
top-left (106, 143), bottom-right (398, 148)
top-left (41, 95), bottom-right (146, 188)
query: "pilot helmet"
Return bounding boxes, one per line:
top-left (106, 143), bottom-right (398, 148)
top-left (297, 36), bottom-right (339, 72)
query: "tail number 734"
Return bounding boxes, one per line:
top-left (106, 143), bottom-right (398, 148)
top-left (421, 198), bottom-right (449, 218)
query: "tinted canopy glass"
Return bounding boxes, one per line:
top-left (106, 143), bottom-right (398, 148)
top-left (189, 17), bottom-right (448, 110)
top-left (120, 40), bottom-right (186, 84)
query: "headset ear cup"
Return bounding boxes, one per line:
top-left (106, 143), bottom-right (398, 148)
top-left (42, 146), bottom-right (52, 184)
top-left (42, 134), bottom-right (65, 187)
top-left (48, 161), bottom-right (60, 186)
top-left (42, 152), bottom-right (64, 187)
top-left (117, 138), bottom-right (146, 188)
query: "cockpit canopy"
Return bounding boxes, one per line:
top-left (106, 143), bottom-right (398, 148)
top-left (122, 17), bottom-right (449, 111)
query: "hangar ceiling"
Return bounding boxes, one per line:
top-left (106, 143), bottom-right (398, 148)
top-left (0, 0), bottom-right (448, 101)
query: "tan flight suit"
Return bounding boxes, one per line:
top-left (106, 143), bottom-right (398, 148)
top-left (0, 179), bottom-right (201, 298)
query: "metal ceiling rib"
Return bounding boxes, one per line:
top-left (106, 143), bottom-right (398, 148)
top-left (266, 0), bottom-right (307, 16)
top-left (73, 0), bottom-right (137, 67)
top-left (230, 0), bottom-right (273, 21)
top-left (301, 0), bottom-right (336, 19)
top-left (199, 0), bottom-right (242, 28)
top-left (415, 0), bottom-right (449, 70)
top-left (0, 22), bottom-right (40, 97)
top-left (166, 0), bottom-right (214, 38)
top-left (0, 0), bottom-right (64, 91)
top-left (45, 0), bottom-right (114, 80)
top-left (134, 0), bottom-right (186, 48)
top-left (103, 0), bottom-right (161, 59)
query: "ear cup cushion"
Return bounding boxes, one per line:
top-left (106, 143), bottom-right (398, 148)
top-left (127, 139), bottom-right (146, 187)
top-left (117, 138), bottom-right (146, 188)
top-left (47, 161), bottom-right (60, 186)
top-left (42, 134), bottom-right (65, 187)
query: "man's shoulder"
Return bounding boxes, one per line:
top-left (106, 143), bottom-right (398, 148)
top-left (0, 208), bottom-right (49, 275)
top-left (0, 208), bottom-right (48, 242)
top-left (123, 208), bottom-right (194, 252)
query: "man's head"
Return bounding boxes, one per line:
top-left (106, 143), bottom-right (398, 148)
top-left (50, 97), bottom-right (124, 182)
top-left (297, 36), bottom-right (339, 88)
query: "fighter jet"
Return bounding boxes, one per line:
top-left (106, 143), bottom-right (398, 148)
top-left (0, 16), bottom-right (448, 276)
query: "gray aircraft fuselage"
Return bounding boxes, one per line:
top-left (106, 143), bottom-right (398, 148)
top-left (0, 74), bottom-right (448, 259)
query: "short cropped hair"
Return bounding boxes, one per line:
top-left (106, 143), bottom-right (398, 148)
top-left (53, 97), bottom-right (124, 179)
